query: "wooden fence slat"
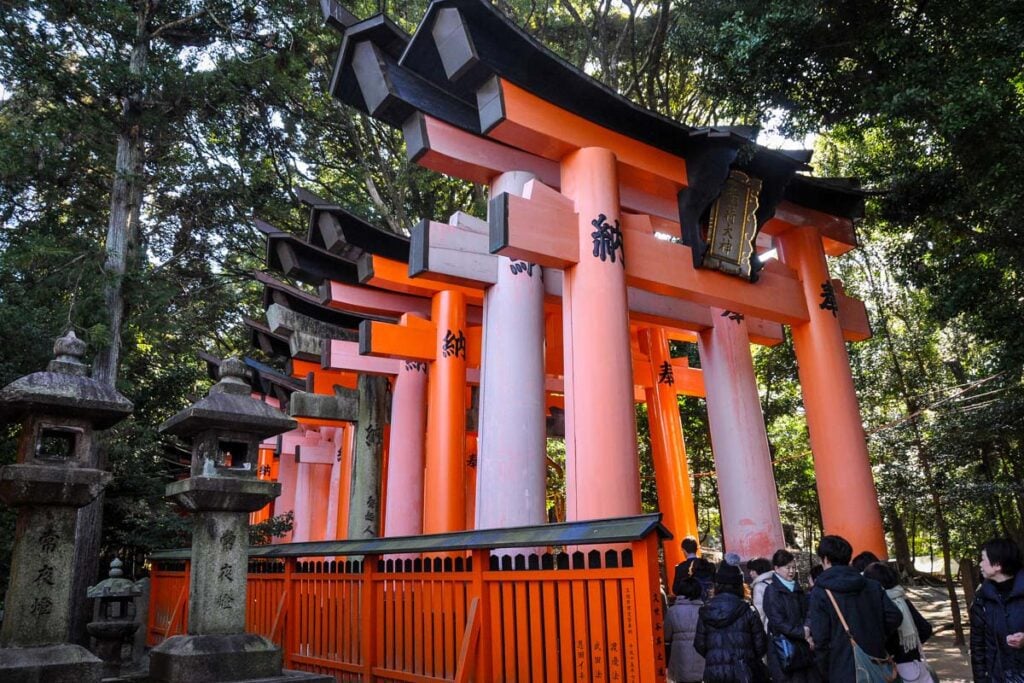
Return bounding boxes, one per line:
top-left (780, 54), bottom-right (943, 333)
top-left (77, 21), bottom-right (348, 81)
top-left (393, 577), bottom-right (404, 672)
top-left (514, 580), bottom-right (531, 681)
top-left (528, 581), bottom-right (545, 681)
top-left (453, 597), bottom-right (481, 683)
top-left (453, 577), bottom-right (466, 679)
top-left (443, 577), bottom-right (455, 678)
top-left (488, 582), bottom-right (504, 682)
top-left (423, 573), bottom-right (434, 677)
top-left (557, 580), bottom-right (575, 681)
top-left (541, 580), bottom-right (561, 682)
top-left (619, 581), bottom-right (640, 682)
top-left (501, 580), bottom-right (517, 682)
top-left (587, 579), bottom-right (608, 682)
top-left (571, 580), bottom-right (591, 683)
top-left (603, 579), bottom-right (625, 682)
top-left (403, 578), bottom-right (415, 674)
top-left (432, 578), bottom-right (445, 678)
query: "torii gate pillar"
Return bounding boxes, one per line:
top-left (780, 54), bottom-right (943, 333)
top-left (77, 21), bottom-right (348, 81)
top-left (776, 225), bottom-right (886, 558)
top-left (698, 308), bottom-right (785, 559)
top-left (384, 361), bottom-right (429, 537)
top-left (476, 171), bottom-right (547, 530)
top-left (423, 290), bottom-right (469, 534)
top-left (561, 148), bottom-right (641, 521)
top-left (639, 327), bottom-right (699, 570)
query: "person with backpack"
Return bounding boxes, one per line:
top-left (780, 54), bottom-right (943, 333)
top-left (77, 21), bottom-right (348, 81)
top-left (806, 535), bottom-right (903, 681)
top-left (695, 561), bottom-right (769, 682)
top-left (665, 577), bottom-right (707, 683)
top-left (763, 549), bottom-right (819, 683)
top-left (862, 562), bottom-right (934, 683)
top-left (970, 537), bottom-right (1024, 682)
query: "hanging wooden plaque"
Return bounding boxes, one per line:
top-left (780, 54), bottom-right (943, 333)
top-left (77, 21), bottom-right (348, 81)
top-left (702, 170), bottom-right (762, 279)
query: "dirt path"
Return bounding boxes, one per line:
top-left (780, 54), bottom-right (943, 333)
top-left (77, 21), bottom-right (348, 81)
top-left (908, 585), bottom-right (972, 682)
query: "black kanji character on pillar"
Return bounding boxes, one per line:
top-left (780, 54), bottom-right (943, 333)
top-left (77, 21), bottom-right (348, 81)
top-left (509, 260), bottom-right (536, 276)
top-left (721, 310), bottom-right (745, 323)
top-left (365, 425), bottom-right (383, 450)
top-left (257, 464), bottom-right (272, 477)
top-left (819, 281), bottom-right (839, 317)
top-left (39, 525), bottom-right (59, 553)
top-left (218, 563), bottom-right (234, 582)
top-left (657, 361), bottom-right (674, 386)
top-left (442, 329), bottom-right (467, 359)
top-left (29, 596), bottom-right (54, 617)
top-left (590, 214), bottom-right (624, 265)
top-left (33, 564), bottom-right (55, 586)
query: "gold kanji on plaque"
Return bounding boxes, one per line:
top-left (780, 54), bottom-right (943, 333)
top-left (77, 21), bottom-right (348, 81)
top-left (702, 170), bottom-right (762, 279)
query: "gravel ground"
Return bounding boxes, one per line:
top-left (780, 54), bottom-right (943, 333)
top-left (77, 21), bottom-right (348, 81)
top-left (907, 584), bottom-right (972, 682)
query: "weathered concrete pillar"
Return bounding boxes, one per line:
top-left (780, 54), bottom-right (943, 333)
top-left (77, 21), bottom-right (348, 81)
top-left (698, 308), bottom-right (785, 559)
top-left (0, 332), bottom-right (132, 682)
top-left (476, 170), bottom-right (547, 532)
top-left (149, 359), bottom-right (331, 683)
top-left (384, 362), bottom-right (428, 538)
top-left (348, 373), bottom-right (389, 539)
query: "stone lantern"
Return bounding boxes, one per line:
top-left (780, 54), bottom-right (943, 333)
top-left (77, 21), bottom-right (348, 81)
top-left (0, 331), bottom-right (132, 682)
top-left (148, 357), bottom-right (330, 683)
top-left (86, 557), bottom-right (142, 676)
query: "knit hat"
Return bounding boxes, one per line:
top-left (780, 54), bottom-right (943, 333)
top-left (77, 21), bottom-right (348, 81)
top-left (723, 552), bottom-right (742, 567)
top-left (715, 561), bottom-right (744, 586)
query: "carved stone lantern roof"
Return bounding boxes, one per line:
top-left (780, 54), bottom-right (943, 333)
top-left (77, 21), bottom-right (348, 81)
top-left (159, 357), bottom-right (296, 439)
top-left (87, 558), bottom-right (141, 600)
top-left (0, 331), bottom-right (132, 428)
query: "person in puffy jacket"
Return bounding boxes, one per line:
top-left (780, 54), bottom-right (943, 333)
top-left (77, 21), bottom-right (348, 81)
top-left (763, 549), bottom-right (820, 683)
top-left (970, 537), bottom-right (1024, 682)
top-left (695, 561), bottom-right (769, 682)
top-left (664, 577), bottom-right (706, 683)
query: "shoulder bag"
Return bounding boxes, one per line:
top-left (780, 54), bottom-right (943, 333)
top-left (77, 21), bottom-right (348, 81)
top-left (773, 631), bottom-right (814, 673)
top-left (824, 589), bottom-right (900, 683)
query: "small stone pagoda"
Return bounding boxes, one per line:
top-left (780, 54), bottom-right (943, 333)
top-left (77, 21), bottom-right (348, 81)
top-left (0, 331), bottom-right (133, 683)
top-left (148, 357), bottom-right (331, 683)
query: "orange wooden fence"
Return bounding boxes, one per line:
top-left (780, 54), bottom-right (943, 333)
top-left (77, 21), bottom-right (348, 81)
top-left (147, 514), bottom-right (669, 682)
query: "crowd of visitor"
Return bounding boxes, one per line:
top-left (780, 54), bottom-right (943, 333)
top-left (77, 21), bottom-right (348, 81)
top-left (662, 534), bottom-right (1024, 682)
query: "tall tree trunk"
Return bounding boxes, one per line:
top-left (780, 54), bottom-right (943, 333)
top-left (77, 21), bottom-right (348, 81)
top-left (887, 504), bottom-right (914, 581)
top-left (72, 10), bottom-right (150, 646)
top-left (861, 253), bottom-right (966, 645)
top-left (93, 27), bottom-right (147, 385)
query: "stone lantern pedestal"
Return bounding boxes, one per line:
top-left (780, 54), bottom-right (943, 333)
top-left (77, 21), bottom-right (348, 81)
top-left (148, 358), bottom-right (330, 683)
top-left (0, 332), bottom-right (133, 683)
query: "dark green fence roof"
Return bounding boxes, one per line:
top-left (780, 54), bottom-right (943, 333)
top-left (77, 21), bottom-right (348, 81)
top-left (150, 513), bottom-right (669, 561)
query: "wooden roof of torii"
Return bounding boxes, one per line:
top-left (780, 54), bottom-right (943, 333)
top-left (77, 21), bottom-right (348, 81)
top-left (327, 0), bottom-right (867, 259)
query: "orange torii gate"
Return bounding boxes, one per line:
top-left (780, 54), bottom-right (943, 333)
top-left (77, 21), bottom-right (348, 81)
top-left (346, 252), bottom-right (718, 575)
top-left (403, 186), bottom-right (717, 570)
top-left (331, 0), bottom-right (884, 560)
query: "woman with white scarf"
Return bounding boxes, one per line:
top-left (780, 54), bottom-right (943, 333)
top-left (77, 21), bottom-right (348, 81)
top-left (863, 562), bottom-right (935, 682)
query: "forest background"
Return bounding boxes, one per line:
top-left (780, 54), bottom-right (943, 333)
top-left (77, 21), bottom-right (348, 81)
top-left (1, 0), bottom-right (1022, 641)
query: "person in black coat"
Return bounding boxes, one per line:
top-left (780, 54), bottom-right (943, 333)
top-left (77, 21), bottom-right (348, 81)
top-left (763, 549), bottom-right (820, 683)
top-left (694, 561), bottom-right (769, 682)
top-left (806, 535), bottom-right (903, 681)
top-left (970, 537), bottom-right (1024, 682)
top-left (863, 562), bottom-right (934, 679)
